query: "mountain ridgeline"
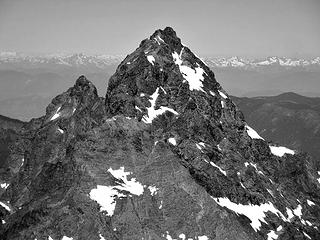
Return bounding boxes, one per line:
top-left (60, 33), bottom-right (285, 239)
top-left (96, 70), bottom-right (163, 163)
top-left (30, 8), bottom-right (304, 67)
top-left (0, 27), bottom-right (319, 240)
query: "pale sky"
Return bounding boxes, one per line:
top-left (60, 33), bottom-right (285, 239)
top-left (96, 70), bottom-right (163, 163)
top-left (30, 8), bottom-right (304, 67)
top-left (0, 0), bottom-right (319, 57)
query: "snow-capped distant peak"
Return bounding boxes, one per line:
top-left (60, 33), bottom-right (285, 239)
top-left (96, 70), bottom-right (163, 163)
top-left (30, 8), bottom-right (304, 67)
top-left (0, 52), bottom-right (319, 69)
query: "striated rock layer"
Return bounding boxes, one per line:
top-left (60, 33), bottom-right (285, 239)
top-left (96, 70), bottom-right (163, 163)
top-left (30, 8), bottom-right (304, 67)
top-left (0, 27), bottom-right (319, 240)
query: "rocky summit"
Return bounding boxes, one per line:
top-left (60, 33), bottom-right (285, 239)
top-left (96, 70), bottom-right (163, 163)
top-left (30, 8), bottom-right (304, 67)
top-left (0, 27), bottom-right (319, 240)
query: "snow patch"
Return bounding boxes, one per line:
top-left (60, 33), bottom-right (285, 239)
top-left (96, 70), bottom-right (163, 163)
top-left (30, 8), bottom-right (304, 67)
top-left (148, 186), bottom-right (159, 196)
top-left (246, 125), bottom-right (264, 140)
top-left (147, 55), bottom-right (155, 65)
top-left (89, 185), bottom-right (123, 216)
top-left (307, 200), bottom-right (315, 206)
top-left (1, 183), bottom-right (9, 189)
top-left (267, 230), bottom-right (278, 240)
top-left (293, 204), bottom-right (302, 218)
top-left (212, 197), bottom-right (286, 231)
top-left (159, 200), bottom-right (163, 209)
top-left (99, 234), bottom-right (106, 240)
top-left (61, 237), bottom-right (73, 240)
top-left (106, 117), bottom-right (116, 122)
top-left (269, 145), bottom-right (294, 157)
top-left (57, 128), bottom-right (64, 134)
top-left (143, 88), bottom-right (178, 123)
top-left (107, 167), bottom-right (144, 195)
top-left (286, 208), bottom-right (294, 219)
top-left (89, 167), bottom-right (144, 216)
top-left (220, 100), bottom-right (226, 108)
top-left (209, 91), bottom-right (216, 96)
top-left (198, 236), bottom-right (208, 240)
top-left (172, 50), bottom-right (206, 93)
top-left (179, 233), bottom-right (186, 240)
top-left (168, 137), bottom-right (177, 146)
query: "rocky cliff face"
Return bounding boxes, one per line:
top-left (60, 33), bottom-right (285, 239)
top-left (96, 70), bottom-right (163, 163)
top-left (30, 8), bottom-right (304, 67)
top-left (0, 27), bottom-right (319, 240)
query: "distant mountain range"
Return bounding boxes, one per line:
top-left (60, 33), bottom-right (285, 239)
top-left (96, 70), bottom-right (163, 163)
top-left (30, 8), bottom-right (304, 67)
top-left (1, 51), bottom-right (320, 69)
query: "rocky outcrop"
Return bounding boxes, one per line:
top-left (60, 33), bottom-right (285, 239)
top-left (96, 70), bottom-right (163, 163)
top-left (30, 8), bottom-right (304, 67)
top-left (0, 28), bottom-right (319, 240)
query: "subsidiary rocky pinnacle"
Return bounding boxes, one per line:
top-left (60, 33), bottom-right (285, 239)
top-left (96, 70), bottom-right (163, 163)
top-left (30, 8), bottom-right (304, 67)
top-left (0, 27), bottom-right (319, 240)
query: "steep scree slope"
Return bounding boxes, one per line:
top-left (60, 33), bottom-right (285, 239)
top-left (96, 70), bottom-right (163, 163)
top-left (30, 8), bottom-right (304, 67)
top-left (0, 27), bottom-right (319, 240)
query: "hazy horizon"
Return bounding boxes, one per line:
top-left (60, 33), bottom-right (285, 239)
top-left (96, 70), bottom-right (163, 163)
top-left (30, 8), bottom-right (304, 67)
top-left (1, 0), bottom-right (320, 58)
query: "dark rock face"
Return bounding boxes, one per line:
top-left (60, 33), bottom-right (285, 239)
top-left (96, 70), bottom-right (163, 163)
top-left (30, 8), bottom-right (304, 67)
top-left (0, 115), bottom-right (25, 188)
top-left (0, 27), bottom-right (319, 240)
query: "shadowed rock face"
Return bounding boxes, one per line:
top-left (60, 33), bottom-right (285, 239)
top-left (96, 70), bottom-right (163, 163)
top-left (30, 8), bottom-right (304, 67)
top-left (0, 27), bottom-right (319, 240)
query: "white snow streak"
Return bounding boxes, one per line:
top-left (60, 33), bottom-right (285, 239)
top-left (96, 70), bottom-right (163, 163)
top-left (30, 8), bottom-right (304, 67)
top-left (303, 232), bottom-right (312, 239)
top-left (50, 106), bottom-right (62, 121)
top-left (210, 162), bottom-right (227, 176)
top-left (0, 201), bottom-right (11, 212)
top-left (218, 90), bottom-right (228, 99)
top-left (135, 106), bottom-right (142, 112)
top-left (147, 55), bottom-right (155, 65)
top-left (269, 145), bottom-right (294, 157)
top-left (143, 88), bottom-right (178, 123)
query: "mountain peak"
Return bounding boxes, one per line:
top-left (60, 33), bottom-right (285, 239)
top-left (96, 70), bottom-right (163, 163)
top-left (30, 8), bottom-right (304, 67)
top-left (2, 28), bottom-right (320, 240)
top-left (148, 26), bottom-right (181, 48)
top-left (105, 27), bottom-right (229, 125)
